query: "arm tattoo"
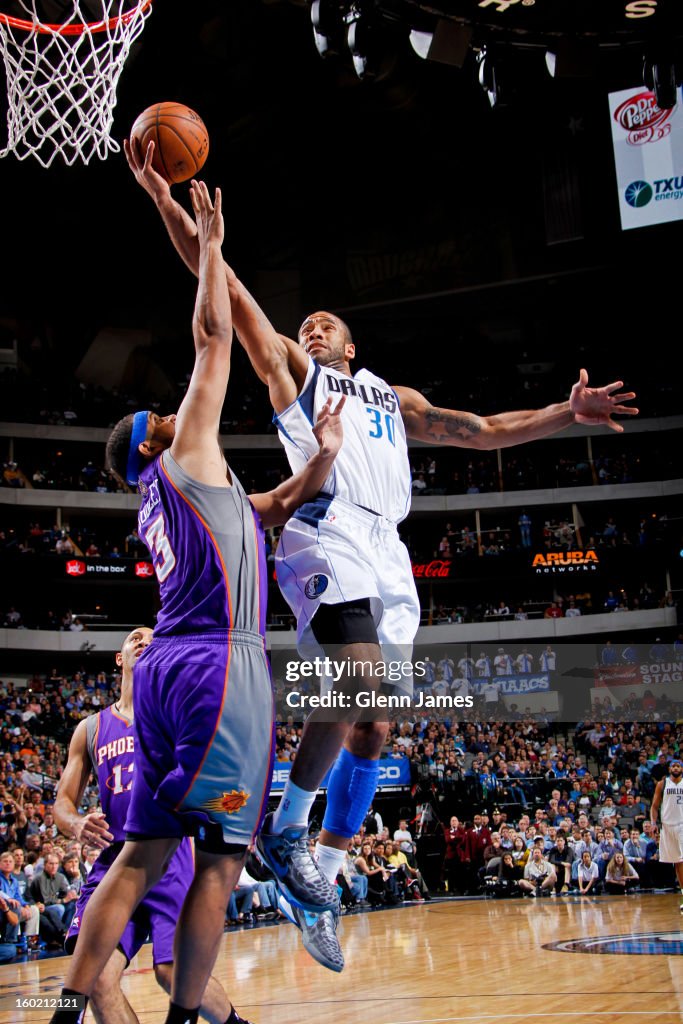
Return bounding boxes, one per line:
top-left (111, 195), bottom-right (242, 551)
top-left (424, 408), bottom-right (482, 443)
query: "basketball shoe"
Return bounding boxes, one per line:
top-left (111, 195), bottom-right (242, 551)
top-left (278, 893), bottom-right (344, 973)
top-left (256, 812), bottom-right (338, 912)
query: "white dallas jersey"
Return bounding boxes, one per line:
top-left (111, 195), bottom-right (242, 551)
top-left (275, 357), bottom-right (412, 524)
top-left (661, 776), bottom-right (683, 827)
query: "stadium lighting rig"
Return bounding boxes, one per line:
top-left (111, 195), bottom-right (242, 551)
top-left (308, 0), bottom-right (683, 108)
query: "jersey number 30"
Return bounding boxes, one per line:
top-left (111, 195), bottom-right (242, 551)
top-left (366, 407), bottom-right (396, 447)
top-left (145, 513), bottom-right (177, 582)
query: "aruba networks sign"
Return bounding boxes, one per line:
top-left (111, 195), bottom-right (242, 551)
top-left (532, 550), bottom-right (600, 574)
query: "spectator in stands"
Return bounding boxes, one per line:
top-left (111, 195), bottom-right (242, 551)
top-left (460, 527), bottom-right (476, 554)
top-left (481, 681), bottom-right (501, 716)
top-left (649, 637), bottom-right (670, 662)
top-left (442, 816), bottom-right (467, 894)
top-left (226, 880), bottom-right (256, 927)
top-left (54, 534), bottom-right (75, 555)
top-left (577, 850), bottom-right (600, 895)
top-left (393, 819), bottom-right (416, 860)
top-left (597, 828), bottom-right (623, 880)
top-left (483, 533), bottom-right (501, 556)
top-left (2, 461), bottom-right (29, 488)
top-left (624, 828), bottom-right (653, 887)
top-left (354, 841), bottom-right (396, 906)
top-left (494, 649), bottom-right (513, 675)
top-left (619, 793), bottom-right (647, 829)
top-left (412, 472), bottom-right (427, 495)
top-left (544, 602), bottom-right (563, 619)
top-left (518, 511), bottom-right (532, 548)
top-left (510, 836), bottom-right (529, 873)
top-left (457, 655), bottom-right (475, 680)
top-left (605, 851), bottom-right (639, 894)
top-left (482, 833), bottom-right (504, 878)
top-left (565, 600), bottom-right (581, 618)
top-left (29, 853), bottom-right (76, 940)
top-left (437, 654), bottom-right (455, 685)
top-left (600, 641), bottom-right (619, 665)
top-left (547, 835), bottom-right (573, 893)
top-left (519, 847), bottom-right (556, 897)
top-left (362, 804), bottom-right (383, 837)
top-left (340, 844), bottom-right (369, 906)
top-left (385, 841), bottom-right (429, 899)
top-left (539, 645), bottom-right (557, 672)
top-left (602, 516), bottom-right (618, 540)
top-left (0, 850), bottom-right (40, 950)
top-left (597, 796), bottom-right (620, 825)
top-left (475, 653), bottom-right (492, 677)
top-left (60, 853), bottom-right (83, 899)
top-left (515, 649), bottom-right (533, 674)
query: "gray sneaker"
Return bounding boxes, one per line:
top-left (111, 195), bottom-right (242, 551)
top-left (278, 893), bottom-right (344, 973)
top-left (256, 813), bottom-right (339, 912)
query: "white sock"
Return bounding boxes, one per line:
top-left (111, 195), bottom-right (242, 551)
top-left (314, 843), bottom-right (347, 885)
top-left (271, 780), bottom-right (317, 833)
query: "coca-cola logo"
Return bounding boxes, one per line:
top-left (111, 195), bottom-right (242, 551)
top-left (135, 562), bottom-right (154, 578)
top-left (65, 559), bottom-right (86, 577)
top-left (615, 91), bottom-right (674, 145)
top-left (412, 559), bottom-right (452, 578)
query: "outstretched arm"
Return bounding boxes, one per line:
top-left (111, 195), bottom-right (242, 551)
top-left (53, 719), bottom-right (113, 850)
top-left (250, 396), bottom-right (345, 528)
top-left (395, 369), bottom-right (637, 449)
top-left (124, 139), bottom-right (307, 411)
top-left (170, 181), bottom-right (234, 485)
top-left (124, 137), bottom-right (199, 275)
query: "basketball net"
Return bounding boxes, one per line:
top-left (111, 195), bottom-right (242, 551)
top-left (0, 0), bottom-right (153, 167)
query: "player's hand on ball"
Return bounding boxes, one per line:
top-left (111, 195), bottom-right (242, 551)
top-left (75, 811), bottom-right (113, 849)
top-left (190, 180), bottom-right (224, 248)
top-left (123, 137), bottom-right (171, 204)
top-left (569, 368), bottom-right (638, 433)
top-left (313, 396), bottom-right (346, 458)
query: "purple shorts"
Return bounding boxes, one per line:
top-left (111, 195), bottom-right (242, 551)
top-left (125, 630), bottom-right (274, 846)
top-left (66, 839), bottom-right (193, 966)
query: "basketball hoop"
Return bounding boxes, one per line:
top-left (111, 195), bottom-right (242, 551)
top-left (0, 0), bottom-right (153, 167)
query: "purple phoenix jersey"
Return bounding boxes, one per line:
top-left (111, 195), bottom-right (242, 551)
top-left (66, 704), bottom-right (193, 965)
top-left (126, 450), bottom-right (275, 847)
top-left (137, 450), bottom-right (267, 637)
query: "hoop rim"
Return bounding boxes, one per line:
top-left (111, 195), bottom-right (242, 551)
top-left (0, 0), bottom-right (152, 35)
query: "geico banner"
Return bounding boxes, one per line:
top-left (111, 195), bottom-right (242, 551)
top-left (469, 674), bottom-right (551, 695)
top-left (270, 757), bottom-right (411, 793)
top-left (609, 84), bottom-right (683, 230)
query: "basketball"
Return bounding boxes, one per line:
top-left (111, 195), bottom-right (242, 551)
top-left (130, 102), bottom-right (209, 184)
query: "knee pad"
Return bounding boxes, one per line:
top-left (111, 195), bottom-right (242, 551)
top-left (322, 747), bottom-right (380, 839)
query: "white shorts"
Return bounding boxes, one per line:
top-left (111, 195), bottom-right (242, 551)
top-left (275, 494), bottom-right (420, 694)
top-left (659, 822), bottom-right (683, 863)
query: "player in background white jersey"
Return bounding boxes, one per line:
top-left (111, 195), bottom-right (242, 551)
top-left (124, 138), bottom-right (639, 969)
top-left (651, 758), bottom-right (683, 910)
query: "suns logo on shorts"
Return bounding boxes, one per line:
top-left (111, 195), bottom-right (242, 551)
top-left (205, 790), bottom-right (250, 814)
top-left (304, 573), bottom-right (329, 599)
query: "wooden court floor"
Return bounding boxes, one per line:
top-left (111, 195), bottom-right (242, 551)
top-left (1, 893), bottom-right (682, 1024)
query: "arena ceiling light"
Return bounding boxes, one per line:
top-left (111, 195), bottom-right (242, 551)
top-left (408, 18), bottom-right (472, 66)
top-left (544, 39), bottom-right (599, 79)
top-left (307, 0), bottom-right (683, 104)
